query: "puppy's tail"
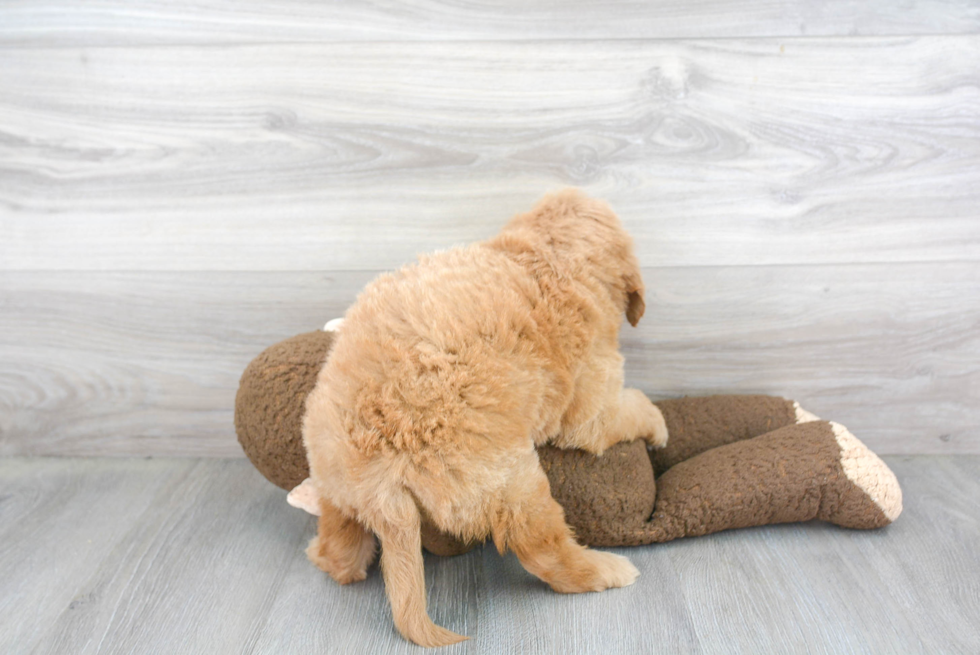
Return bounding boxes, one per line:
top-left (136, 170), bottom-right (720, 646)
top-left (374, 491), bottom-right (467, 647)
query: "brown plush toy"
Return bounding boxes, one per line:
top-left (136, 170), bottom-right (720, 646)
top-left (235, 327), bottom-right (902, 556)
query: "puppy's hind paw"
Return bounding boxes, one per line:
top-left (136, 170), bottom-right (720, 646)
top-left (553, 549), bottom-right (639, 594)
top-left (306, 534), bottom-right (373, 585)
top-left (588, 550), bottom-right (640, 591)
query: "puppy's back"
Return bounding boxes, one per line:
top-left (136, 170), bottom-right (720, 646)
top-left (313, 244), bottom-right (557, 458)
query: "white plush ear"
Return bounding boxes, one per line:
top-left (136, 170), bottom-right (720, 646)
top-left (323, 318), bottom-right (344, 332)
top-left (287, 478), bottom-right (322, 516)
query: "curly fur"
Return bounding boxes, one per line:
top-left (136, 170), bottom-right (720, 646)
top-left (302, 189), bottom-right (667, 647)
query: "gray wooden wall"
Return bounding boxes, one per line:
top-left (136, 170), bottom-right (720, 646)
top-left (1, 2), bottom-right (978, 457)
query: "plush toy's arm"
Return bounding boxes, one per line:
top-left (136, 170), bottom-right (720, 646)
top-left (650, 395), bottom-right (815, 475)
top-left (287, 478), bottom-right (322, 515)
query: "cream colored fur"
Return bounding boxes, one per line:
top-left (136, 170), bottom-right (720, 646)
top-left (302, 189), bottom-right (665, 647)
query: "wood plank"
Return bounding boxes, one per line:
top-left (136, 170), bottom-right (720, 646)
top-left (0, 456), bottom-right (977, 653)
top-left (249, 508), bottom-right (483, 654)
top-left (473, 544), bottom-right (703, 654)
top-left (19, 459), bottom-right (310, 655)
top-left (622, 262), bottom-right (980, 455)
top-left (2, 37), bottom-right (978, 271)
top-left (1, 263), bottom-right (976, 457)
top-left (0, 270), bottom-right (375, 457)
top-left (0, 0), bottom-right (977, 46)
top-left (0, 458), bottom-right (199, 654)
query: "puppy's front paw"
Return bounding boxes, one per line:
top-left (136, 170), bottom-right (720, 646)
top-left (624, 389), bottom-right (668, 449)
top-left (642, 402), bottom-right (669, 449)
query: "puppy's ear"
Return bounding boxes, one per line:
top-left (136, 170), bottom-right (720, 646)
top-left (625, 270), bottom-right (645, 327)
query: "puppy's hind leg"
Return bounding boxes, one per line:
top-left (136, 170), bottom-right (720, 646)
top-left (492, 455), bottom-right (639, 593)
top-left (307, 499), bottom-right (377, 585)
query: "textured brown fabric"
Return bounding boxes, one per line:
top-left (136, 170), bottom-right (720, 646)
top-left (234, 331), bottom-right (331, 490)
top-left (420, 515), bottom-right (480, 557)
top-left (651, 395), bottom-right (798, 475)
top-left (538, 440), bottom-right (657, 548)
top-left (640, 421), bottom-right (890, 544)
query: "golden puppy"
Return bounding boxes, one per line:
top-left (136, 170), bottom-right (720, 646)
top-left (302, 189), bottom-right (668, 646)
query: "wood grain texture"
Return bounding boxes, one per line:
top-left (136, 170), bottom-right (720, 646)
top-left (1, 0), bottom-right (977, 46)
top-left (0, 270), bottom-right (375, 457)
top-left (0, 458), bottom-right (201, 654)
top-left (0, 456), bottom-right (977, 654)
top-left (1, 264), bottom-right (976, 457)
top-left (623, 262), bottom-right (980, 455)
top-left (2, 37), bottom-right (978, 271)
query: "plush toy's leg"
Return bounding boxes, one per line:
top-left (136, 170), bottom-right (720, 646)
top-left (538, 440), bottom-right (657, 548)
top-left (634, 420), bottom-right (902, 544)
top-left (420, 512), bottom-right (481, 557)
top-left (651, 395), bottom-right (814, 475)
top-left (491, 456), bottom-right (640, 593)
top-left (306, 499), bottom-right (377, 584)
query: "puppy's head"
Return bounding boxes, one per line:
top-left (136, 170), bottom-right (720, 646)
top-left (501, 189), bottom-right (646, 326)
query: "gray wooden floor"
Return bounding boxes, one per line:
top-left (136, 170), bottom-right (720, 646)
top-left (2, 455), bottom-right (977, 654)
